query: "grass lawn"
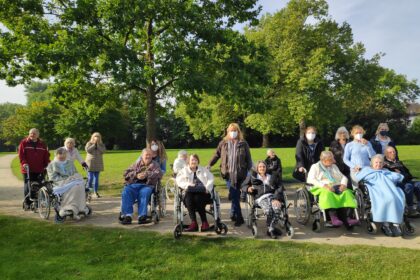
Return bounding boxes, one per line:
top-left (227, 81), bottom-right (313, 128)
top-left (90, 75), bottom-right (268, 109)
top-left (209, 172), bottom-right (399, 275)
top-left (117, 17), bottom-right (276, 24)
top-left (11, 146), bottom-right (420, 196)
top-left (0, 215), bottom-right (418, 280)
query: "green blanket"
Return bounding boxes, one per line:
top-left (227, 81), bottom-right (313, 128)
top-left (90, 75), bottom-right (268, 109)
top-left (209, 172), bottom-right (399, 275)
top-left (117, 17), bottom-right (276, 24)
top-left (309, 187), bottom-right (356, 209)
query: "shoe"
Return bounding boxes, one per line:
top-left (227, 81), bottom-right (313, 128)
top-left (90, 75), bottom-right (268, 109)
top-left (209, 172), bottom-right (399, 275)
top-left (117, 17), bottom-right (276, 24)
top-left (201, 221), bottom-right (210, 232)
top-left (230, 215), bottom-right (237, 222)
top-left (407, 208), bottom-right (420, 218)
top-left (185, 221), bottom-right (198, 232)
top-left (120, 215), bottom-right (132, 225)
top-left (55, 213), bottom-right (64, 224)
top-left (94, 192), bottom-right (101, 198)
top-left (330, 215), bottom-right (343, 227)
top-left (234, 216), bottom-right (245, 227)
top-left (138, 216), bottom-right (148, 224)
top-left (267, 228), bottom-right (282, 238)
top-left (381, 224), bottom-right (393, 237)
top-left (391, 224), bottom-right (402, 237)
top-left (346, 218), bottom-right (360, 226)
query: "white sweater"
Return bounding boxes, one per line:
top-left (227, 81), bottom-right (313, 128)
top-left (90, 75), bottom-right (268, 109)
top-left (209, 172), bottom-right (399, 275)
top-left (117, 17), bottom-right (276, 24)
top-left (64, 147), bottom-right (84, 165)
top-left (307, 161), bottom-right (348, 187)
top-left (176, 166), bottom-right (214, 192)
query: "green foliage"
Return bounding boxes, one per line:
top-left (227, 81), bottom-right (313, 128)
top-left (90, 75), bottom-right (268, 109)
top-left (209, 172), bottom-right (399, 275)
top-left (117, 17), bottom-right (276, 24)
top-left (25, 81), bottom-right (53, 105)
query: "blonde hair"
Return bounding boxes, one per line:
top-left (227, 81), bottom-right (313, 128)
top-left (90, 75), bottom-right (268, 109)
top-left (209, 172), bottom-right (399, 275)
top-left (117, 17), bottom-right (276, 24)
top-left (375, 123), bottom-right (389, 135)
top-left (223, 123), bottom-right (244, 141)
top-left (64, 137), bottom-right (75, 146)
top-left (90, 132), bottom-right (103, 144)
top-left (335, 126), bottom-right (349, 140)
top-left (350, 125), bottom-right (365, 138)
top-left (147, 139), bottom-right (168, 161)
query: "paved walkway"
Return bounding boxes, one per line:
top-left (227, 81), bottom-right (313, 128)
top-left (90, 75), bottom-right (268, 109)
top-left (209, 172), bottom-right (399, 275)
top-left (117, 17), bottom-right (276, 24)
top-left (1, 154), bottom-right (419, 249)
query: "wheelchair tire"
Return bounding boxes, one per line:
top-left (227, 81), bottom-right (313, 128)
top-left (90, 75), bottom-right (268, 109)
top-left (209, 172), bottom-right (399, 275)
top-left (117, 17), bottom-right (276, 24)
top-left (159, 189), bottom-right (166, 218)
top-left (215, 223), bottom-right (228, 235)
top-left (294, 188), bottom-right (311, 225)
top-left (367, 222), bottom-right (377, 234)
top-left (402, 222), bottom-right (416, 236)
top-left (152, 212), bottom-right (159, 224)
top-left (165, 178), bottom-right (177, 202)
top-left (354, 188), bottom-right (365, 221)
top-left (174, 224), bottom-right (183, 239)
top-left (22, 200), bottom-right (31, 211)
top-left (286, 222), bottom-right (295, 239)
top-left (85, 205), bottom-right (93, 216)
top-left (312, 220), bottom-right (322, 233)
top-left (38, 187), bottom-right (51, 219)
top-left (251, 224), bottom-right (258, 238)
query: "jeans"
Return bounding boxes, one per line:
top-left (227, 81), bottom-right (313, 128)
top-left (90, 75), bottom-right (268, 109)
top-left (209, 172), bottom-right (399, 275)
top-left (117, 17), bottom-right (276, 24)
top-left (226, 180), bottom-right (243, 219)
top-left (88, 171), bottom-right (100, 193)
top-left (121, 183), bottom-right (153, 217)
top-left (397, 181), bottom-right (420, 207)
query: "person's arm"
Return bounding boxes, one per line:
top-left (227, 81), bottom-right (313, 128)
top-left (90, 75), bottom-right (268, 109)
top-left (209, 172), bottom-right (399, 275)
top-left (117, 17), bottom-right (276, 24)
top-left (387, 170), bottom-right (404, 184)
top-left (96, 143), bottom-right (106, 153)
top-left (208, 141), bottom-right (223, 167)
top-left (343, 143), bottom-right (355, 169)
top-left (160, 159), bottom-right (167, 174)
top-left (146, 163), bottom-right (163, 185)
top-left (43, 145), bottom-right (50, 168)
top-left (366, 142), bottom-right (376, 158)
top-left (306, 164), bottom-right (322, 186)
top-left (204, 168), bottom-right (214, 192)
top-left (175, 168), bottom-right (190, 190)
top-left (47, 162), bottom-right (66, 182)
top-left (85, 142), bottom-right (96, 153)
top-left (74, 148), bottom-right (85, 165)
top-left (18, 140), bottom-right (27, 167)
top-left (333, 165), bottom-right (348, 186)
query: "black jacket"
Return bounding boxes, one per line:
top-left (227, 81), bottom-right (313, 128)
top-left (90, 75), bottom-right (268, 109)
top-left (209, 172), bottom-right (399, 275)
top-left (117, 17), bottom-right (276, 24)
top-left (241, 171), bottom-right (283, 201)
top-left (370, 136), bottom-right (398, 159)
top-left (329, 140), bottom-right (350, 176)
top-left (264, 155), bottom-right (282, 178)
top-left (295, 136), bottom-right (324, 172)
top-left (383, 158), bottom-right (413, 184)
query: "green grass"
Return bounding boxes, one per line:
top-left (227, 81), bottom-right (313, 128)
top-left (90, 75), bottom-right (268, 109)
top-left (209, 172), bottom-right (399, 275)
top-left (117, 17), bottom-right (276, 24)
top-left (0, 215), bottom-right (418, 280)
top-left (11, 146), bottom-right (420, 196)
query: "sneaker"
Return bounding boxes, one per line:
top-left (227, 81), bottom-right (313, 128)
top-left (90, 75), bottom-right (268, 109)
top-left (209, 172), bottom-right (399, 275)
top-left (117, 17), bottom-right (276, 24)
top-left (346, 218), bottom-right (360, 226)
top-left (330, 215), bottom-right (343, 227)
top-left (391, 224), bottom-right (402, 237)
top-left (138, 216), bottom-right (148, 224)
top-left (55, 213), bottom-right (64, 224)
top-left (185, 221), bottom-right (198, 232)
top-left (381, 224), bottom-right (393, 237)
top-left (234, 216), bottom-right (245, 227)
top-left (201, 221), bottom-right (210, 232)
top-left (94, 192), bottom-right (101, 198)
top-left (120, 215), bottom-right (132, 225)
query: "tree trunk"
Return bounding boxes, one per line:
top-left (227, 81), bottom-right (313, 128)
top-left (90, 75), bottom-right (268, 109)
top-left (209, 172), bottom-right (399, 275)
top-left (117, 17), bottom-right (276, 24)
top-left (262, 134), bottom-right (270, 148)
top-left (299, 119), bottom-right (306, 137)
top-left (146, 86), bottom-right (156, 145)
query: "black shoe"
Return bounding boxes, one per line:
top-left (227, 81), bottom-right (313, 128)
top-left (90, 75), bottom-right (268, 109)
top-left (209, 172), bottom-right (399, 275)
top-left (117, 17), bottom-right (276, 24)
top-left (391, 224), bottom-right (402, 237)
top-left (267, 228), bottom-right (282, 238)
top-left (120, 215), bottom-right (132, 225)
top-left (138, 216), bottom-right (148, 224)
top-left (381, 225), bottom-right (393, 237)
top-left (55, 213), bottom-right (64, 224)
top-left (230, 215), bottom-right (237, 222)
top-left (234, 216), bottom-right (245, 227)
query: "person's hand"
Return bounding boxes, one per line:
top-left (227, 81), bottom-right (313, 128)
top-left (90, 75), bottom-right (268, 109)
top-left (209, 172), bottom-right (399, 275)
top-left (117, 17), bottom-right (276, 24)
top-left (137, 172), bottom-right (146, 180)
top-left (298, 167), bottom-right (305, 173)
top-left (361, 138), bottom-right (368, 145)
top-left (82, 162), bottom-right (88, 169)
top-left (23, 164), bottom-right (29, 170)
top-left (353, 166), bottom-right (361, 172)
top-left (339, 184), bottom-right (347, 192)
top-left (272, 199), bottom-right (281, 208)
top-left (323, 184), bottom-right (332, 191)
top-left (247, 186), bottom-right (254, 193)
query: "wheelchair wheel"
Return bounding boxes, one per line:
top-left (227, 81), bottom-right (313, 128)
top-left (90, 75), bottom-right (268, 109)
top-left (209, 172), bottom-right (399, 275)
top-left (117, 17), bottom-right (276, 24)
top-left (173, 224), bottom-right (183, 239)
top-left (215, 223), bottom-right (228, 235)
top-left (294, 188), bottom-right (311, 225)
top-left (402, 222), bottom-right (416, 236)
top-left (22, 200), bottom-right (31, 211)
top-left (312, 220), bottom-right (322, 233)
top-left (85, 205), bottom-right (93, 217)
top-left (286, 222), bottom-right (295, 239)
top-left (165, 178), bottom-right (177, 202)
top-left (354, 188), bottom-right (365, 220)
top-left (159, 188), bottom-right (167, 217)
top-left (367, 222), bottom-right (377, 234)
top-left (251, 224), bottom-right (258, 238)
top-left (38, 187), bottom-right (51, 219)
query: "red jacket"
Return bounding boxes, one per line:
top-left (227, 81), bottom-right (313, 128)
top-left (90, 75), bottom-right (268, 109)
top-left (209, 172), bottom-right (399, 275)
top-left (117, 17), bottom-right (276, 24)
top-left (18, 137), bottom-right (50, 174)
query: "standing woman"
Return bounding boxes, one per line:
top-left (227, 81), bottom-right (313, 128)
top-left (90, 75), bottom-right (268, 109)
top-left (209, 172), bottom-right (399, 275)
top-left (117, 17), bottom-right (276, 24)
top-left (329, 127), bottom-right (351, 184)
top-left (85, 132), bottom-right (106, 198)
top-left (343, 125), bottom-right (376, 188)
top-left (208, 123), bottom-right (253, 226)
top-left (370, 123), bottom-right (398, 158)
top-left (146, 139), bottom-right (168, 174)
top-left (63, 138), bottom-right (88, 169)
top-left (293, 126), bottom-right (325, 182)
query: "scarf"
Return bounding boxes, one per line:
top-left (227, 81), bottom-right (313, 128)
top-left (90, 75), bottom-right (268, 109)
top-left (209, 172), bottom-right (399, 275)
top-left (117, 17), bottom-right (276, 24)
top-left (319, 163), bottom-right (336, 184)
top-left (227, 140), bottom-right (238, 185)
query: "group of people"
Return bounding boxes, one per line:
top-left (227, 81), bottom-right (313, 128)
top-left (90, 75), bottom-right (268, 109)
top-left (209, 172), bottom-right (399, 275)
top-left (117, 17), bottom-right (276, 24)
top-left (18, 122), bottom-right (420, 238)
top-left (293, 123), bottom-right (420, 236)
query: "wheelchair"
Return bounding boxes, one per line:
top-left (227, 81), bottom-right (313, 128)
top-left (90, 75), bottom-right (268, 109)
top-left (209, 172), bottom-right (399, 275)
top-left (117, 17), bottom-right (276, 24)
top-left (172, 186), bottom-right (228, 239)
top-left (294, 182), bottom-right (360, 232)
top-left (354, 181), bottom-right (415, 236)
top-left (243, 188), bottom-right (294, 239)
top-left (22, 166), bottom-right (45, 213)
top-left (38, 172), bottom-right (92, 222)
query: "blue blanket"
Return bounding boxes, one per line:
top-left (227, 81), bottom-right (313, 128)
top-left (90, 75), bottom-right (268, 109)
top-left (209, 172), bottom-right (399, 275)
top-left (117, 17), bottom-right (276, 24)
top-left (356, 167), bottom-right (405, 224)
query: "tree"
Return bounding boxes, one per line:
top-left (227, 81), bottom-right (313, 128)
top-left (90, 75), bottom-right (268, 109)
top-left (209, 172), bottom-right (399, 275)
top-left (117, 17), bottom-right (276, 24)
top-left (0, 102), bottom-right (24, 150)
top-left (25, 81), bottom-right (53, 105)
top-left (0, 0), bottom-right (261, 144)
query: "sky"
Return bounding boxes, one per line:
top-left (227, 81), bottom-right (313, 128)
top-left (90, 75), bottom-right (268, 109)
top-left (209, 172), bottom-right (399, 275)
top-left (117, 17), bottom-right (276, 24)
top-left (1, 0), bottom-right (419, 105)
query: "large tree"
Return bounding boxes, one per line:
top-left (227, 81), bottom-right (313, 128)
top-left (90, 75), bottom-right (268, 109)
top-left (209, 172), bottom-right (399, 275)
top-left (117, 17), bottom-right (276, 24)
top-left (0, 0), bottom-right (260, 143)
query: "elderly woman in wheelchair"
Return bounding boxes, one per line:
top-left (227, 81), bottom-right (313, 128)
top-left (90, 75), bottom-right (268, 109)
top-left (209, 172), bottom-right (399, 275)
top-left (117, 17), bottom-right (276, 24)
top-left (242, 160), bottom-right (293, 238)
top-left (306, 151), bottom-right (359, 229)
top-left (119, 148), bottom-right (163, 225)
top-left (47, 147), bottom-right (91, 223)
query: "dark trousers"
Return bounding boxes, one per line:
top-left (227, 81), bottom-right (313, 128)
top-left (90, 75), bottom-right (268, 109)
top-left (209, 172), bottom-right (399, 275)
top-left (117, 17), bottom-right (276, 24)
top-left (226, 180), bottom-right (243, 219)
top-left (23, 172), bottom-right (43, 203)
top-left (184, 191), bottom-right (211, 223)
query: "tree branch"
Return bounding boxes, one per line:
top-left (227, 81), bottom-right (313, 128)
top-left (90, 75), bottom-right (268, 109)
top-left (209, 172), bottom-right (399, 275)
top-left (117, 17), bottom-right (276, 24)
top-left (155, 77), bottom-right (178, 95)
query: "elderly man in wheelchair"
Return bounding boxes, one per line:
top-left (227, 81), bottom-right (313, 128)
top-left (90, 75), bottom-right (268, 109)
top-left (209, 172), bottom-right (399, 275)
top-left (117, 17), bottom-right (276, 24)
top-left (119, 148), bottom-right (163, 225)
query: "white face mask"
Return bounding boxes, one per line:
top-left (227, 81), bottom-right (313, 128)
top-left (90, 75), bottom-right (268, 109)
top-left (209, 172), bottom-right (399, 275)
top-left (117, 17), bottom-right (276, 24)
top-left (229, 131), bottom-right (238, 139)
top-left (151, 144), bottom-right (159, 152)
top-left (306, 133), bottom-right (316, 141)
top-left (354, 133), bottom-right (363, 140)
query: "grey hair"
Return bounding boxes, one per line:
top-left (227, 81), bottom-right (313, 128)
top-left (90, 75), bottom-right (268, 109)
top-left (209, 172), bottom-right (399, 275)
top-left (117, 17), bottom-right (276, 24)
top-left (320, 151), bottom-right (334, 161)
top-left (177, 150), bottom-right (187, 157)
top-left (266, 149), bottom-right (275, 156)
top-left (370, 154), bottom-right (384, 166)
top-left (55, 147), bottom-right (67, 156)
top-left (64, 137), bottom-right (75, 146)
top-left (335, 126), bottom-right (350, 140)
top-left (141, 148), bottom-right (153, 155)
top-left (29, 128), bottom-right (39, 135)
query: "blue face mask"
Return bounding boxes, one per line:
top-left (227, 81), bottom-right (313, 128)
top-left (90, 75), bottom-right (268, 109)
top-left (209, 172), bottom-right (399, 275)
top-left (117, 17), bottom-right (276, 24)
top-left (379, 131), bottom-right (389, 137)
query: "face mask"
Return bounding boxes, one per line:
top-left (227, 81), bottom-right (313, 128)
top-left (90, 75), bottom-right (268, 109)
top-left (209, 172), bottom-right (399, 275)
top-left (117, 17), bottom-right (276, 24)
top-left (354, 133), bottom-right (363, 140)
top-left (229, 131), bottom-right (238, 139)
top-left (151, 144), bottom-right (158, 152)
top-left (379, 131), bottom-right (388, 137)
top-left (306, 133), bottom-right (316, 141)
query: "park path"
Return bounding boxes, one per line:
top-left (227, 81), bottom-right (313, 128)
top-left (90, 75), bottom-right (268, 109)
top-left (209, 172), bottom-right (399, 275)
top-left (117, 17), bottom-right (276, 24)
top-left (1, 154), bottom-right (420, 249)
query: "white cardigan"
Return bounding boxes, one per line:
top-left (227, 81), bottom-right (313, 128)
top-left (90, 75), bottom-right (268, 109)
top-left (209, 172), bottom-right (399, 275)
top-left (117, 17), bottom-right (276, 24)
top-left (176, 166), bottom-right (214, 192)
top-left (63, 146), bottom-right (85, 165)
top-left (307, 161), bottom-right (348, 187)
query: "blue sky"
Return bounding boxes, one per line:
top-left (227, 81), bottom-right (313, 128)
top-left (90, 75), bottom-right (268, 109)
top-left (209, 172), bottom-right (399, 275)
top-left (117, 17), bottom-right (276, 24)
top-left (1, 0), bottom-right (419, 104)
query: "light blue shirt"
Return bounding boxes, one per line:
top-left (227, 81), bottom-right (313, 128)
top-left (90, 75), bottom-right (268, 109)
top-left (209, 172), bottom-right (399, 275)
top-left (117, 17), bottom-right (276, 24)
top-left (343, 141), bottom-right (376, 169)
